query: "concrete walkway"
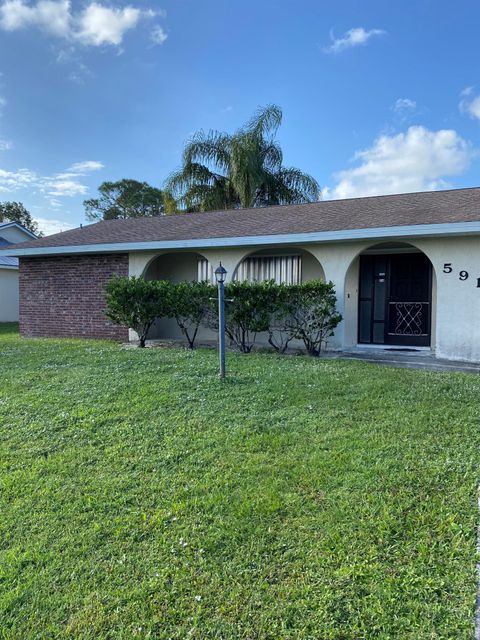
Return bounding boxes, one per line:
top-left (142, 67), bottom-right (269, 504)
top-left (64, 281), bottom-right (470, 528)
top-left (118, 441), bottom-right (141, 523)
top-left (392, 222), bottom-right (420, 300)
top-left (331, 348), bottom-right (480, 374)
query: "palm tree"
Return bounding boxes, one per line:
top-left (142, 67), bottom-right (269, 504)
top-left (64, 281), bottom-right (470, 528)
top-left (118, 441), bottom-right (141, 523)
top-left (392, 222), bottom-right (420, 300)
top-left (166, 105), bottom-right (320, 212)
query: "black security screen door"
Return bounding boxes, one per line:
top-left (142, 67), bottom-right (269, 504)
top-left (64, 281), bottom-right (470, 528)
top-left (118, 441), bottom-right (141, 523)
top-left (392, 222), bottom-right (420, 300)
top-left (358, 253), bottom-right (432, 347)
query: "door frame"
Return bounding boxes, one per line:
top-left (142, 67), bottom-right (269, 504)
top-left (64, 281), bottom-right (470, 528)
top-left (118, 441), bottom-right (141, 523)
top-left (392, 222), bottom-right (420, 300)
top-left (358, 252), bottom-right (432, 347)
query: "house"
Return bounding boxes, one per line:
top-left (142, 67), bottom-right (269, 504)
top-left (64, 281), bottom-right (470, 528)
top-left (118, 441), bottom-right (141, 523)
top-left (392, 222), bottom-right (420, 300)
top-left (0, 222), bottom-right (37, 322)
top-left (2, 187), bottom-right (480, 362)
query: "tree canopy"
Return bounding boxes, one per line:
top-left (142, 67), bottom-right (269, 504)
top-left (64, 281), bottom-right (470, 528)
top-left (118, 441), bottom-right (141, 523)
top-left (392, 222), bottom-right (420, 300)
top-left (166, 104), bottom-right (320, 212)
top-left (84, 179), bottom-right (168, 221)
top-left (0, 201), bottom-right (41, 236)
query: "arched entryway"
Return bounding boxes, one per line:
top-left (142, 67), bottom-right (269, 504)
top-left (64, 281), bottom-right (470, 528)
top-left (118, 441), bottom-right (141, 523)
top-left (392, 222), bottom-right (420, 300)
top-left (143, 251), bottom-right (210, 340)
top-left (143, 251), bottom-right (209, 283)
top-left (232, 247), bottom-right (325, 284)
top-left (344, 242), bottom-right (437, 348)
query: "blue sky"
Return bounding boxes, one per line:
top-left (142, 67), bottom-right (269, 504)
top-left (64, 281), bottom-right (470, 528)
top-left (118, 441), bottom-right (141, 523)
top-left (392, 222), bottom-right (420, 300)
top-left (0, 0), bottom-right (479, 234)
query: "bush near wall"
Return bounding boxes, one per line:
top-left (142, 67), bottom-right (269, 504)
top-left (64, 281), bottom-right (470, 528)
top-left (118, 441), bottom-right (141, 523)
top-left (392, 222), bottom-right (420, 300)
top-left (105, 277), bottom-right (342, 354)
top-left (105, 276), bottom-right (172, 348)
top-left (205, 280), bottom-right (277, 353)
top-left (168, 281), bottom-right (212, 349)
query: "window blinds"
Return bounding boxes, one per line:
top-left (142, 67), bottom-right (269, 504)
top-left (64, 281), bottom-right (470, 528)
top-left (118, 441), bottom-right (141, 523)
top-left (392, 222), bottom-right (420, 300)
top-left (197, 259), bottom-right (213, 282)
top-left (235, 255), bottom-right (302, 285)
top-left (197, 255), bottom-right (302, 284)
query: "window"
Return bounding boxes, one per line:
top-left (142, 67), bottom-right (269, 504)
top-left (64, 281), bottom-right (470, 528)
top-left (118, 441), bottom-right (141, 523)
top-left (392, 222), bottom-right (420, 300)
top-left (197, 259), bottom-right (213, 282)
top-left (235, 255), bottom-right (302, 285)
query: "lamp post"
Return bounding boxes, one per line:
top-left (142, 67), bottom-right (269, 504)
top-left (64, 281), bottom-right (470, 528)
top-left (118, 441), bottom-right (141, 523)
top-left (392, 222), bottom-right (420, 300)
top-left (214, 262), bottom-right (227, 379)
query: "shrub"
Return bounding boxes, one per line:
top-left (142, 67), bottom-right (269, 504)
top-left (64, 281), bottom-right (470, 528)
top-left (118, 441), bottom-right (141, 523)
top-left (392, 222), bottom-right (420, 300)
top-left (105, 276), bottom-right (171, 348)
top-left (283, 280), bottom-right (342, 356)
top-left (169, 281), bottom-right (214, 349)
top-left (266, 283), bottom-right (296, 353)
top-left (205, 280), bottom-right (276, 353)
top-left (106, 276), bottom-right (342, 355)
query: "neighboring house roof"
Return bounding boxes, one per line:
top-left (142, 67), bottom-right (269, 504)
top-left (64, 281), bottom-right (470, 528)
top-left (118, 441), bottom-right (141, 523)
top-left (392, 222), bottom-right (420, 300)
top-left (4, 187), bottom-right (480, 257)
top-left (0, 223), bottom-right (37, 266)
top-left (0, 237), bottom-right (19, 268)
top-left (0, 221), bottom-right (37, 239)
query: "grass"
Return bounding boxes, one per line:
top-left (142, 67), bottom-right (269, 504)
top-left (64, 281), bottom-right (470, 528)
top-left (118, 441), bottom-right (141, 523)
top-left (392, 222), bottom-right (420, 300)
top-left (0, 322), bottom-right (479, 639)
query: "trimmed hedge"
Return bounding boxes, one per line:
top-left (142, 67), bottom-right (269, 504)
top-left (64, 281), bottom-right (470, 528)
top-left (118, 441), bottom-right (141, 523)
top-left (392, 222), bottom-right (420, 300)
top-left (105, 276), bottom-right (171, 348)
top-left (105, 277), bottom-right (342, 354)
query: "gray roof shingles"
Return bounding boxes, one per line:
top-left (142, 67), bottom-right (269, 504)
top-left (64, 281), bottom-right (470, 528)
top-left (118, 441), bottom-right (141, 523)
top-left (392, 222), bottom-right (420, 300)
top-left (6, 187), bottom-right (480, 253)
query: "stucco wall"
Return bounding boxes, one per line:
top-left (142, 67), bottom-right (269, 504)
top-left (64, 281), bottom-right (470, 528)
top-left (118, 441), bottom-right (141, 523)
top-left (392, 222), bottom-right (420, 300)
top-left (130, 247), bottom-right (325, 344)
top-left (128, 235), bottom-right (480, 362)
top-left (144, 251), bottom-right (211, 341)
top-left (414, 236), bottom-right (480, 362)
top-left (0, 268), bottom-right (19, 321)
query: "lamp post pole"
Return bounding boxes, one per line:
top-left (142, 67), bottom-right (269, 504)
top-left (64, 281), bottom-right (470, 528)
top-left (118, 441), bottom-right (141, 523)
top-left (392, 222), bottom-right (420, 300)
top-left (214, 263), bottom-right (227, 379)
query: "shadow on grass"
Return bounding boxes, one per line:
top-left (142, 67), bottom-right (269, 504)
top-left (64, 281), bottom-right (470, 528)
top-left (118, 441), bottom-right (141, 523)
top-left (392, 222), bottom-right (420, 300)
top-left (0, 322), bottom-right (19, 337)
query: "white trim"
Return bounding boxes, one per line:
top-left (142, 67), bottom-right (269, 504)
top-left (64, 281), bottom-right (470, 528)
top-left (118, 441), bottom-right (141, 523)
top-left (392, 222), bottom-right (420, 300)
top-left (0, 264), bottom-right (18, 270)
top-left (3, 220), bottom-right (480, 257)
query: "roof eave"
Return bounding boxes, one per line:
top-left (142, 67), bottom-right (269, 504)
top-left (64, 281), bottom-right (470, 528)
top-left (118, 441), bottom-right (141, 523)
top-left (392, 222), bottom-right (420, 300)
top-left (3, 220), bottom-right (480, 257)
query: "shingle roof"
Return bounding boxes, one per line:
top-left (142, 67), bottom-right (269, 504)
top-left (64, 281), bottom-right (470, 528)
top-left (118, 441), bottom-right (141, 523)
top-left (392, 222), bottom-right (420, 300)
top-left (7, 187), bottom-right (480, 252)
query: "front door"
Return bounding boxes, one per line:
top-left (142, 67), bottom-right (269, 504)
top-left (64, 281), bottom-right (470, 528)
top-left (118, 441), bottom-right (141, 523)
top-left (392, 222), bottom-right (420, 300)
top-left (358, 253), bottom-right (432, 347)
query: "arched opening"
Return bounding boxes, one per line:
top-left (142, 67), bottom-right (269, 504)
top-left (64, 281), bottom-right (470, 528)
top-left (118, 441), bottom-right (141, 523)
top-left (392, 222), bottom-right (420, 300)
top-left (344, 242), bottom-right (437, 349)
top-left (232, 247), bottom-right (325, 284)
top-left (143, 251), bottom-right (209, 283)
top-left (143, 251), bottom-right (210, 340)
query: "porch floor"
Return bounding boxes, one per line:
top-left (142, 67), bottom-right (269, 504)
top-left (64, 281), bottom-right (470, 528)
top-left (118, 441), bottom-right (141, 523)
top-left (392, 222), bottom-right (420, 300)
top-left (331, 348), bottom-right (480, 374)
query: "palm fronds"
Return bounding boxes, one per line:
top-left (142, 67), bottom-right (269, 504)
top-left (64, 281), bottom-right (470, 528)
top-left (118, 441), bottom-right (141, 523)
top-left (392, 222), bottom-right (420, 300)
top-left (166, 104), bottom-right (320, 212)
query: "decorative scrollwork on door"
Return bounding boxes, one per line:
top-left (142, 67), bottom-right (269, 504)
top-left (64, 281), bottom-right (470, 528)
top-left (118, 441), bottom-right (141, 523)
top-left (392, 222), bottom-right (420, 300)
top-left (390, 302), bottom-right (429, 336)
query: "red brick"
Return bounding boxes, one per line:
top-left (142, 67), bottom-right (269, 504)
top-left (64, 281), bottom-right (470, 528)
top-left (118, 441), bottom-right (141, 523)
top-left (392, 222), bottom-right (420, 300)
top-left (19, 254), bottom-right (129, 341)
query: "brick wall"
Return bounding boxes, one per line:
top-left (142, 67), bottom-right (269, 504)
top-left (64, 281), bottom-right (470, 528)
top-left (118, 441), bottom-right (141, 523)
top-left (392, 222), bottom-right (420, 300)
top-left (19, 254), bottom-right (129, 341)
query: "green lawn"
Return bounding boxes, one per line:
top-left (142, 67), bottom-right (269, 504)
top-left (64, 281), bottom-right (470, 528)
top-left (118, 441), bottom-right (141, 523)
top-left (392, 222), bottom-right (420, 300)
top-left (0, 323), bottom-right (479, 639)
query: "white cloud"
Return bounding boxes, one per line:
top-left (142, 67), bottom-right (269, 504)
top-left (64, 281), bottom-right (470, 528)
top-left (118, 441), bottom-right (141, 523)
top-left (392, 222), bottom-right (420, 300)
top-left (67, 160), bottom-right (104, 173)
top-left (66, 60), bottom-right (93, 84)
top-left (44, 178), bottom-right (89, 197)
top-left (76, 3), bottom-right (142, 46)
top-left (0, 96), bottom-right (6, 108)
top-left (0, 139), bottom-right (12, 150)
top-left (393, 98), bottom-right (416, 113)
top-left (0, 160), bottom-right (102, 234)
top-left (0, 0), bottom-right (70, 36)
top-left (47, 197), bottom-right (62, 208)
top-left (324, 126), bottom-right (472, 200)
top-left (324, 27), bottom-right (386, 54)
top-left (34, 216), bottom-right (75, 235)
top-left (0, 167), bottom-right (37, 192)
top-left (54, 160), bottom-right (103, 182)
top-left (0, 158), bottom-right (103, 199)
top-left (392, 98), bottom-right (418, 123)
top-left (459, 87), bottom-right (480, 120)
top-left (0, 0), bottom-right (162, 48)
top-left (42, 160), bottom-right (104, 196)
top-left (150, 24), bottom-right (167, 45)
